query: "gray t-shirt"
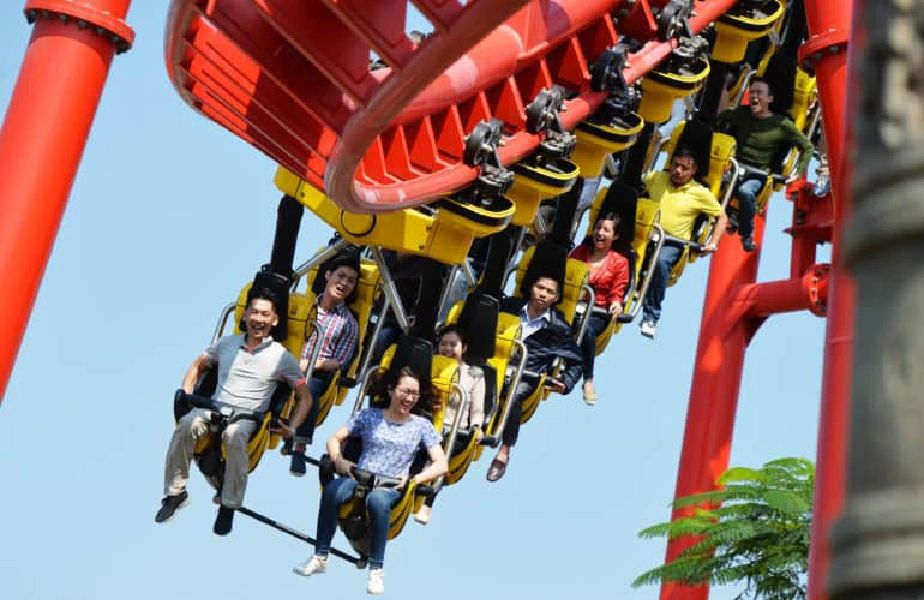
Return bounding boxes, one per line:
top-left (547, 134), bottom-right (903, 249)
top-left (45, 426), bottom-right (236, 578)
top-left (205, 335), bottom-right (303, 413)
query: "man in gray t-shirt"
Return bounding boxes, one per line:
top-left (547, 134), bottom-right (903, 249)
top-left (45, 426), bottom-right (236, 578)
top-left (155, 289), bottom-right (310, 535)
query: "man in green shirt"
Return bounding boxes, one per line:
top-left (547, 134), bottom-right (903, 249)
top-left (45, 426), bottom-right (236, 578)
top-left (718, 76), bottom-right (814, 251)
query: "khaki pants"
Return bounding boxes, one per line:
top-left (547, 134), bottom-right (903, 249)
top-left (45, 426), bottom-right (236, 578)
top-left (163, 408), bottom-right (258, 509)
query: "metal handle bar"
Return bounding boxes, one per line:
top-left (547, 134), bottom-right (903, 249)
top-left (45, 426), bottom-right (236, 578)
top-left (626, 223), bottom-right (667, 320)
top-left (574, 283), bottom-right (596, 345)
top-left (486, 338), bottom-right (528, 448)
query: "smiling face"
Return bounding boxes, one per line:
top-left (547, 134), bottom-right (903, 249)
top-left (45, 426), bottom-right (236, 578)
top-left (592, 218), bottom-right (617, 251)
top-left (324, 265), bottom-right (359, 304)
top-left (244, 298), bottom-right (278, 342)
top-left (438, 331), bottom-right (464, 361)
top-left (748, 80), bottom-right (773, 118)
top-left (389, 374), bottom-right (421, 416)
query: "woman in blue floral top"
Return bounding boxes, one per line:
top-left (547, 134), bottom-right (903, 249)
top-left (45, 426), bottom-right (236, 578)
top-left (293, 366), bottom-right (448, 594)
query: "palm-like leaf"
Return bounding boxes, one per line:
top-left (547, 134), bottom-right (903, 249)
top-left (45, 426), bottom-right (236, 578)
top-left (633, 457), bottom-right (814, 600)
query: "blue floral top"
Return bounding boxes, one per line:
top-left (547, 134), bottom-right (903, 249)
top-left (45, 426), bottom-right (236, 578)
top-left (346, 408), bottom-right (441, 478)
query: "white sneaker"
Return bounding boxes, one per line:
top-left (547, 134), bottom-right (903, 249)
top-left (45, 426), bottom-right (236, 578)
top-left (293, 555), bottom-right (328, 577)
top-left (640, 320), bottom-right (657, 339)
top-left (414, 505), bottom-right (431, 525)
top-left (367, 568), bottom-right (385, 594)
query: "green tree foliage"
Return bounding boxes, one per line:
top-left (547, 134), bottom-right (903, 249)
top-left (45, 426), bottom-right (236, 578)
top-left (633, 457), bottom-right (814, 599)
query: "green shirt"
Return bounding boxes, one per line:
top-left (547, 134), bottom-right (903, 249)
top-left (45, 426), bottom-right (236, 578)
top-left (717, 106), bottom-right (814, 176)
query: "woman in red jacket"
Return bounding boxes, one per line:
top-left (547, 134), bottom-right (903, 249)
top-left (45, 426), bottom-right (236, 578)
top-left (569, 212), bottom-right (630, 405)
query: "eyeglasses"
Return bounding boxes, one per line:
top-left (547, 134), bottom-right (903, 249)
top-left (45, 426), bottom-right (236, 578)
top-left (395, 388), bottom-right (420, 399)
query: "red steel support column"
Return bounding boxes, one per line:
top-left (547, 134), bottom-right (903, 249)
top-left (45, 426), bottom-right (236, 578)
top-left (660, 216), bottom-right (767, 600)
top-left (801, 1), bottom-right (853, 598)
top-left (0, 1), bottom-right (134, 403)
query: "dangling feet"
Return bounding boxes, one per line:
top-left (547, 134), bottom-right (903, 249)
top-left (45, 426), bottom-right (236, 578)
top-left (414, 505), bottom-right (432, 525)
top-left (582, 380), bottom-right (597, 406)
top-left (213, 505), bottom-right (234, 536)
top-left (486, 447), bottom-right (510, 482)
top-left (293, 554), bottom-right (328, 577)
top-left (640, 319), bottom-right (658, 339)
top-left (290, 451), bottom-right (308, 477)
top-left (290, 441), bottom-right (308, 477)
top-left (367, 568), bottom-right (385, 594)
top-left (742, 235), bottom-right (756, 252)
top-left (154, 491), bottom-right (189, 523)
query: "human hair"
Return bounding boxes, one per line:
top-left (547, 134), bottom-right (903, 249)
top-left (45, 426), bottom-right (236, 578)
top-left (372, 365), bottom-right (436, 416)
top-left (581, 211), bottom-right (622, 252)
top-left (671, 146), bottom-right (699, 170)
top-left (749, 75), bottom-right (773, 96)
top-left (437, 324), bottom-right (463, 344)
top-left (247, 288), bottom-right (279, 314)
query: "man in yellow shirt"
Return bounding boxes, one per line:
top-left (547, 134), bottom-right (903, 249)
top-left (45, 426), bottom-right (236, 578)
top-left (639, 148), bottom-right (727, 339)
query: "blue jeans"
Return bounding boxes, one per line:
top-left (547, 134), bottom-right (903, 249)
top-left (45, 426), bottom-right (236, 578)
top-left (580, 313), bottom-right (611, 380)
top-left (642, 244), bottom-right (683, 324)
top-left (294, 371), bottom-right (335, 445)
top-left (315, 477), bottom-right (400, 569)
top-left (735, 177), bottom-right (766, 238)
top-left (371, 323), bottom-right (403, 365)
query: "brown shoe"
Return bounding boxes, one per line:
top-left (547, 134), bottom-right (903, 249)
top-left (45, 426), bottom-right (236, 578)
top-left (486, 458), bottom-right (508, 482)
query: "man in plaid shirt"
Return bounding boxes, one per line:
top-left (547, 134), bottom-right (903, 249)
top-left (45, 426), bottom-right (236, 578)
top-left (289, 249), bottom-right (361, 476)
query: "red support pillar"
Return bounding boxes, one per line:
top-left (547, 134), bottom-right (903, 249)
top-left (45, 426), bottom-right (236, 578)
top-left (0, 1), bottom-right (133, 403)
top-left (659, 215), bottom-right (767, 600)
top-left (800, 0), bottom-right (855, 600)
top-left (801, 2), bottom-right (854, 597)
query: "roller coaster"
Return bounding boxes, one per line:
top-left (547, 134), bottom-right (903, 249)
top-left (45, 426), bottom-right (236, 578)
top-left (0, 1), bottom-right (855, 598)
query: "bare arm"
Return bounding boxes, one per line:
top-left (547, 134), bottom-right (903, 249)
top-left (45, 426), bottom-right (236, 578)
top-left (286, 381), bottom-right (313, 432)
top-left (412, 444), bottom-right (448, 485)
top-left (326, 425), bottom-right (354, 474)
top-left (314, 358), bottom-right (343, 371)
top-left (181, 354), bottom-right (212, 394)
top-left (705, 212), bottom-right (728, 250)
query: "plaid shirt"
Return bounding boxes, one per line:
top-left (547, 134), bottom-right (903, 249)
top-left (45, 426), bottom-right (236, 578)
top-left (300, 301), bottom-right (359, 368)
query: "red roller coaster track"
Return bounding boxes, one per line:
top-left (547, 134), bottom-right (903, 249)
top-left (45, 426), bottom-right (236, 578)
top-left (0, 2), bottom-right (854, 599)
top-left (163, 0), bottom-right (738, 212)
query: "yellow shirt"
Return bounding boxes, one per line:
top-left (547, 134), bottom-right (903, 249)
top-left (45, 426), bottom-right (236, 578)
top-left (643, 171), bottom-right (722, 240)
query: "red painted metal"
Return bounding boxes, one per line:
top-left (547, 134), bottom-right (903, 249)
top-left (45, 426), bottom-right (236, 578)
top-left (0, 0), bottom-right (133, 403)
top-left (802, 1), bottom-right (854, 597)
top-left (660, 1), bottom-right (853, 598)
top-left (785, 182), bottom-right (834, 278)
top-left (164, 0), bottom-right (739, 212)
top-left (660, 209), bottom-right (767, 600)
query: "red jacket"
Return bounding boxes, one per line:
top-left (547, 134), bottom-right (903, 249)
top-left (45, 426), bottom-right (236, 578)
top-left (569, 245), bottom-right (630, 308)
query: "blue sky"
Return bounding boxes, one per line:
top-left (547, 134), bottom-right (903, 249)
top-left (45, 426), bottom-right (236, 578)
top-left (0, 5), bottom-right (825, 599)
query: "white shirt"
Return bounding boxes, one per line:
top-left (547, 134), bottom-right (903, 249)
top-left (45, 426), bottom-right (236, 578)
top-left (519, 305), bottom-right (551, 340)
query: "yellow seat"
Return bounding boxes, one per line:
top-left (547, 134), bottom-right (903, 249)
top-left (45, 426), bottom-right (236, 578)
top-left (276, 167), bottom-right (514, 266)
top-left (512, 252), bottom-right (588, 418)
top-left (333, 350), bottom-right (456, 541)
top-left (307, 259), bottom-right (382, 424)
top-left (658, 121), bottom-right (738, 283)
top-left (508, 157), bottom-right (580, 228)
top-left (227, 285), bottom-right (311, 454)
top-left (442, 303), bottom-right (520, 462)
top-left (576, 185), bottom-right (658, 354)
top-left (711, 0), bottom-right (785, 63)
top-left (572, 112), bottom-right (645, 178)
top-left (638, 57), bottom-right (710, 123)
top-left (190, 411), bottom-right (276, 475)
